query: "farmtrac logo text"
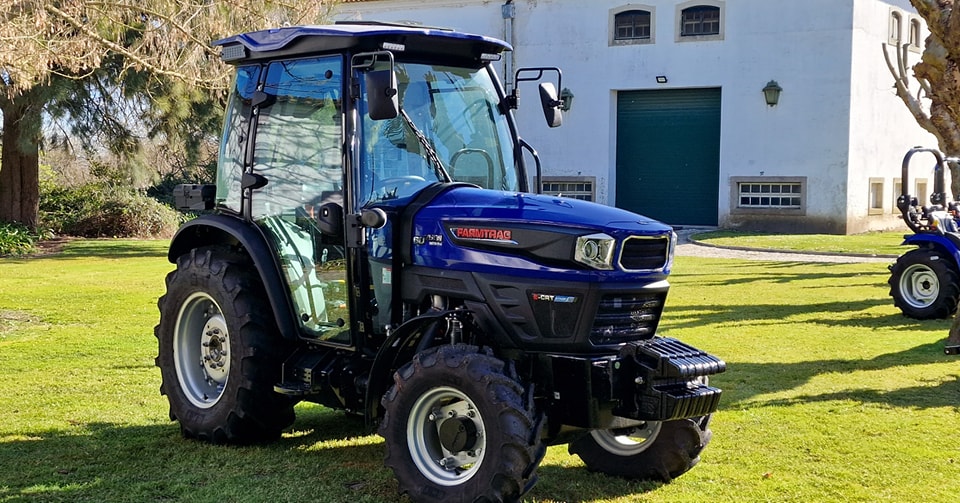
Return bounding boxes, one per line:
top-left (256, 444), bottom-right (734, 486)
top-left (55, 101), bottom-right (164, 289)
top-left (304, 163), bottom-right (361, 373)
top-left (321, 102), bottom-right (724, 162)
top-left (451, 227), bottom-right (513, 242)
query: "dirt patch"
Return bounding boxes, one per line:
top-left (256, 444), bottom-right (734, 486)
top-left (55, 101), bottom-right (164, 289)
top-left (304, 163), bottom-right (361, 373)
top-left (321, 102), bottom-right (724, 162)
top-left (29, 237), bottom-right (74, 257)
top-left (0, 309), bottom-right (39, 336)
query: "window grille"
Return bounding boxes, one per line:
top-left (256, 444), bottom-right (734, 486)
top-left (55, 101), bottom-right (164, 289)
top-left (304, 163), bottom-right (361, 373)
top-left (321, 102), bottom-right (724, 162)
top-left (737, 182), bottom-right (802, 209)
top-left (541, 177), bottom-right (595, 201)
top-left (681, 6), bottom-right (720, 36)
top-left (615, 10), bottom-right (651, 40)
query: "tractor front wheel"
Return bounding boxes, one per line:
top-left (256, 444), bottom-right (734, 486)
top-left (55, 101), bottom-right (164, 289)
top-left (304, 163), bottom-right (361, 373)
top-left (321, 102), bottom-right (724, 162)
top-left (380, 344), bottom-right (543, 503)
top-left (568, 416), bottom-right (713, 482)
top-left (889, 248), bottom-right (960, 320)
top-left (155, 246), bottom-right (295, 443)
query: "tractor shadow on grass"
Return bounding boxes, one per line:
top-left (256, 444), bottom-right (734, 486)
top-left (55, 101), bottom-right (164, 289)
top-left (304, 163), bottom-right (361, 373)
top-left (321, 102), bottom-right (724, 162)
top-left (528, 462), bottom-right (666, 502)
top-left (719, 340), bottom-right (960, 410)
top-left (0, 418), bottom-right (399, 503)
top-left (0, 414), bottom-right (654, 503)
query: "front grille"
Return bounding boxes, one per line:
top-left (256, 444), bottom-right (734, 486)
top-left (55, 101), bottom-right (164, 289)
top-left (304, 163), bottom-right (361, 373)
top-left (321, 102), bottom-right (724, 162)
top-left (590, 293), bottom-right (665, 345)
top-left (531, 296), bottom-right (581, 338)
top-left (619, 236), bottom-right (669, 271)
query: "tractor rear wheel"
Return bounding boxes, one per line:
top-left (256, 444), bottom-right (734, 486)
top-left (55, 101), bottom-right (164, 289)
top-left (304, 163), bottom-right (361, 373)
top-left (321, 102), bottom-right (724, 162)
top-left (380, 344), bottom-right (543, 503)
top-left (568, 416), bottom-right (713, 482)
top-left (889, 248), bottom-right (960, 320)
top-left (155, 246), bottom-right (295, 443)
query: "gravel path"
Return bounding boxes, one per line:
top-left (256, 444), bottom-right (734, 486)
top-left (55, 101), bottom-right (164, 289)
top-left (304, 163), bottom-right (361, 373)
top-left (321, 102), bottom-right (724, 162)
top-left (675, 229), bottom-right (896, 264)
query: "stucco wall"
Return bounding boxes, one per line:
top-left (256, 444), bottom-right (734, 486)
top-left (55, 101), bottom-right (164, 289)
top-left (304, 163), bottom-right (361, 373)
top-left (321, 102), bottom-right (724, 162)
top-left (847, 0), bottom-right (937, 234)
top-left (335, 0), bottom-right (937, 234)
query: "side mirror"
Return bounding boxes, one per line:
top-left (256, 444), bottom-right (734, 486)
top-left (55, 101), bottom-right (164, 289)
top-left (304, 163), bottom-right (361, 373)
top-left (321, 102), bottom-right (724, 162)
top-left (365, 70), bottom-right (399, 120)
top-left (538, 82), bottom-right (563, 128)
top-left (317, 201), bottom-right (344, 238)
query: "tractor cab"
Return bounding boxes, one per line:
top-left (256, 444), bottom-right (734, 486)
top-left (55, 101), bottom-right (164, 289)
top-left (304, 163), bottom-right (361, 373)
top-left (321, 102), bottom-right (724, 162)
top-left (174, 23), bottom-right (563, 348)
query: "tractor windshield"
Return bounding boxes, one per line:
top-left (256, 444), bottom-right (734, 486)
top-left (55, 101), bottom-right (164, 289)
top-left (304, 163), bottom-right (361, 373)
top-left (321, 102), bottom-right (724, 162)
top-left (359, 62), bottom-right (519, 204)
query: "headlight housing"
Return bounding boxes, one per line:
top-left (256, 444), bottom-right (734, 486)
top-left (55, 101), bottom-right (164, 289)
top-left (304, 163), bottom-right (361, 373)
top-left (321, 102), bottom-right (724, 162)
top-left (575, 233), bottom-right (616, 270)
top-left (666, 231), bottom-right (677, 270)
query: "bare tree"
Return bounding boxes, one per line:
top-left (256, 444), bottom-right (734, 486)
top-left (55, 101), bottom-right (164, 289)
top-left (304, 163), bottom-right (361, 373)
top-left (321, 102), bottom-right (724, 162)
top-left (0, 0), bottom-right (337, 228)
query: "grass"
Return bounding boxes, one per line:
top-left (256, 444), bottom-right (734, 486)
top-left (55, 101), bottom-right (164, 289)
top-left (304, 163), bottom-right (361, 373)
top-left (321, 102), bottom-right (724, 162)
top-left (1, 239), bottom-right (958, 502)
top-left (690, 230), bottom-right (908, 256)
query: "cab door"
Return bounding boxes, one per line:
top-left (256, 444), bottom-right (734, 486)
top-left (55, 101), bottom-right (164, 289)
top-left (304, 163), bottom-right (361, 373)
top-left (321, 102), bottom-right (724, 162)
top-left (249, 55), bottom-right (352, 344)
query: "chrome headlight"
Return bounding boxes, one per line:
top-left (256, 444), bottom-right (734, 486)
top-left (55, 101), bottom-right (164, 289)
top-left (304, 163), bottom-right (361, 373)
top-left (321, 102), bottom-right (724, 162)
top-left (575, 233), bottom-right (616, 270)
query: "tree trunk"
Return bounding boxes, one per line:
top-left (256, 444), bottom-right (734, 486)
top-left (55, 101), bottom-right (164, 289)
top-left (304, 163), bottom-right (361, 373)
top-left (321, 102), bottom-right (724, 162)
top-left (0, 91), bottom-right (42, 229)
top-left (946, 309), bottom-right (960, 352)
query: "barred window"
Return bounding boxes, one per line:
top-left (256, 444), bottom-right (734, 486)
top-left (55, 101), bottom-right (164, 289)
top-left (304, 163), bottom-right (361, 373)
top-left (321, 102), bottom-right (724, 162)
top-left (738, 182), bottom-right (802, 209)
top-left (681, 6), bottom-right (720, 37)
top-left (610, 5), bottom-right (656, 46)
top-left (615, 10), bottom-right (651, 40)
top-left (541, 177), bottom-right (595, 201)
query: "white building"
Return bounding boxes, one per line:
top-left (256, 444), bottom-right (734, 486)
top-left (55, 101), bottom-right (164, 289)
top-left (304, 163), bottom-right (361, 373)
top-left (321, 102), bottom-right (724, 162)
top-left (335, 0), bottom-right (935, 234)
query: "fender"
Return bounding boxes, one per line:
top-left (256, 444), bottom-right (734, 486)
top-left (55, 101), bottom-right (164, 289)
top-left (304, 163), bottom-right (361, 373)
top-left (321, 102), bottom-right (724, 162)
top-left (901, 233), bottom-right (960, 267)
top-left (168, 214), bottom-right (301, 341)
top-left (364, 309), bottom-right (469, 425)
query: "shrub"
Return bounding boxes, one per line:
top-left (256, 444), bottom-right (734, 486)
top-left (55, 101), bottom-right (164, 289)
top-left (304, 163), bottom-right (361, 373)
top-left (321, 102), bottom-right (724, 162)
top-left (0, 222), bottom-right (38, 256)
top-left (40, 183), bottom-right (182, 238)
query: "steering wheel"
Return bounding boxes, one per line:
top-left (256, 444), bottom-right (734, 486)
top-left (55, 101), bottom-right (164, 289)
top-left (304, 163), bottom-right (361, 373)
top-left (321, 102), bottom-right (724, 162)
top-left (450, 148), bottom-right (495, 188)
top-left (375, 175), bottom-right (427, 199)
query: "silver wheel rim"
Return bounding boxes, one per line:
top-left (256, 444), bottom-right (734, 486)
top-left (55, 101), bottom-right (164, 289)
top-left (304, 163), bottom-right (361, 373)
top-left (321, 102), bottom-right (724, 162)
top-left (173, 292), bottom-right (230, 409)
top-left (589, 422), bottom-right (662, 456)
top-left (407, 386), bottom-right (487, 486)
top-left (900, 263), bottom-right (939, 309)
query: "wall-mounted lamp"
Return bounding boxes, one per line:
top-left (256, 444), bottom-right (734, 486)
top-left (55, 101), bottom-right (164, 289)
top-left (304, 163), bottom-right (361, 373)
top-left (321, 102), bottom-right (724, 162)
top-left (762, 80), bottom-right (782, 107)
top-left (655, 75), bottom-right (668, 84)
top-left (560, 87), bottom-right (574, 111)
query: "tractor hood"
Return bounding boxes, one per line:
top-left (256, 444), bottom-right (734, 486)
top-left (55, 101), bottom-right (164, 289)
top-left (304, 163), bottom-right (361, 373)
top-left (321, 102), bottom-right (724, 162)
top-left (405, 186), bottom-right (675, 280)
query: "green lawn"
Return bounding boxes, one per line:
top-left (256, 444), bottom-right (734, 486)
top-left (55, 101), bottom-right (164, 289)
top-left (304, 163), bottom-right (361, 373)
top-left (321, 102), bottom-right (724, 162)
top-left (1, 240), bottom-right (957, 502)
top-left (690, 230), bottom-right (908, 256)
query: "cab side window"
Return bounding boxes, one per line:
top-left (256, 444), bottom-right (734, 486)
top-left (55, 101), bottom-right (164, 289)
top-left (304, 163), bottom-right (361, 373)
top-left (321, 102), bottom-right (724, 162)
top-left (253, 56), bottom-right (344, 219)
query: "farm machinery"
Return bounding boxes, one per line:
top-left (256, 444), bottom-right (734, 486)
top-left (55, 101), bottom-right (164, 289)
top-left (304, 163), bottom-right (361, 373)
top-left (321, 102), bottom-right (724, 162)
top-left (156, 22), bottom-right (726, 502)
top-left (888, 147), bottom-right (960, 354)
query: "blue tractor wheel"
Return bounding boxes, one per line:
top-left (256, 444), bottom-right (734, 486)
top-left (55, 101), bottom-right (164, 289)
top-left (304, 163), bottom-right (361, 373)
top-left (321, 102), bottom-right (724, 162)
top-left (889, 248), bottom-right (960, 319)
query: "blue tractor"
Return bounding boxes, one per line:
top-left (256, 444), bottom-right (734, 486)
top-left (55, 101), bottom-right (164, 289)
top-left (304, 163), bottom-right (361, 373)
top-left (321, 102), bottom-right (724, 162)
top-left (156, 22), bottom-right (725, 502)
top-left (889, 147), bottom-right (960, 320)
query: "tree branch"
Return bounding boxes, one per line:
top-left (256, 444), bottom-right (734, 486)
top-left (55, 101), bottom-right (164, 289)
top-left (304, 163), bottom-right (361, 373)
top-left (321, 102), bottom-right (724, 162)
top-left (883, 42), bottom-right (938, 135)
top-left (42, 3), bottom-right (226, 89)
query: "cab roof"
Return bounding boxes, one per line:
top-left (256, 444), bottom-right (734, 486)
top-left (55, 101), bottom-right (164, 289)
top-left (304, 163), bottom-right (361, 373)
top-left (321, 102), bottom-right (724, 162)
top-left (213, 21), bottom-right (512, 66)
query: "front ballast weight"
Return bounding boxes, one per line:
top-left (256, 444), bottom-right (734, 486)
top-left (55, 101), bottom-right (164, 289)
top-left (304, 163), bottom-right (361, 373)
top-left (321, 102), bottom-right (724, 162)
top-left (549, 337), bottom-right (725, 429)
top-left (618, 337), bottom-right (725, 421)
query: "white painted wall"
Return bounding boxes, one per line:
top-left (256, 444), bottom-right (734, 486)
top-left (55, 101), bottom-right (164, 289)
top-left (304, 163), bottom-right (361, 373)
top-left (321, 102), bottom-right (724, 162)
top-left (335, 0), bottom-right (937, 233)
top-left (847, 0), bottom-right (935, 233)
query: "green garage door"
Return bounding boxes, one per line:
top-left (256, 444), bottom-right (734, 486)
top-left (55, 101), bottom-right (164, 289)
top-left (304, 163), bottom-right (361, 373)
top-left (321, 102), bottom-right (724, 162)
top-left (616, 88), bottom-right (721, 226)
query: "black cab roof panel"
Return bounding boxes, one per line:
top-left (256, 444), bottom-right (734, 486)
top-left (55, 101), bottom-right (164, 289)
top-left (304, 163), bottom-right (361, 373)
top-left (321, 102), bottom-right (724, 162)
top-left (213, 22), bottom-right (512, 65)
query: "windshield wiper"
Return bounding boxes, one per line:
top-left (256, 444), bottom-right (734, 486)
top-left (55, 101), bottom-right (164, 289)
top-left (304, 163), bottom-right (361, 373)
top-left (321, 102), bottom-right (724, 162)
top-left (398, 107), bottom-right (452, 183)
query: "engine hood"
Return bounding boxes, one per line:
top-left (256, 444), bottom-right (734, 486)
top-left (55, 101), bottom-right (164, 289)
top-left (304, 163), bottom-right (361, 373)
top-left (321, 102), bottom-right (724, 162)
top-left (405, 186), bottom-right (675, 280)
top-left (418, 187), bottom-right (672, 237)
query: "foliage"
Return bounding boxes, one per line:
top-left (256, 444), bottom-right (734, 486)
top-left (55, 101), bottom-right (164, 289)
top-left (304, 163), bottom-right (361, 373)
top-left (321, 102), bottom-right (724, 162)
top-left (0, 1), bottom-right (339, 95)
top-left (1, 240), bottom-right (958, 502)
top-left (40, 183), bottom-right (182, 238)
top-left (0, 221), bottom-right (38, 256)
top-left (0, 0), bottom-right (339, 229)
